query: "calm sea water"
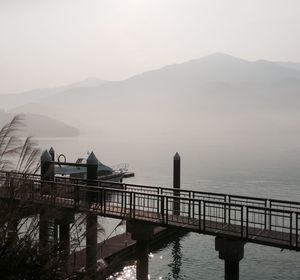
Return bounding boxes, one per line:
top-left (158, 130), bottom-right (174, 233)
top-left (37, 135), bottom-right (300, 280)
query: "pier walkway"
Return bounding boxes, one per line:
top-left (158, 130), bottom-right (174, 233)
top-left (1, 170), bottom-right (300, 251)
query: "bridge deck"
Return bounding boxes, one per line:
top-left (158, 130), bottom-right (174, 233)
top-left (0, 171), bottom-right (299, 251)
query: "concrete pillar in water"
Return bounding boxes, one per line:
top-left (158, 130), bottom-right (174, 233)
top-left (86, 151), bottom-right (99, 278)
top-left (86, 215), bottom-right (98, 277)
top-left (173, 152), bottom-right (181, 215)
top-left (55, 211), bottom-right (74, 274)
top-left (39, 209), bottom-right (49, 265)
top-left (215, 237), bottom-right (245, 280)
top-left (136, 239), bottom-right (149, 280)
top-left (127, 221), bottom-right (154, 280)
top-left (7, 217), bottom-right (19, 246)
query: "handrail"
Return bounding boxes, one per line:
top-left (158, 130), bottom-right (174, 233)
top-left (0, 171), bottom-right (300, 250)
top-left (1, 170), bottom-right (300, 210)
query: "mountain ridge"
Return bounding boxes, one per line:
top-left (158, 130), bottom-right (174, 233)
top-left (4, 53), bottom-right (300, 141)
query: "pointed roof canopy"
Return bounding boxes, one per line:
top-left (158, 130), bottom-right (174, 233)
top-left (41, 150), bottom-right (52, 162)
top-left (87, 151), bottom-right (99, 165)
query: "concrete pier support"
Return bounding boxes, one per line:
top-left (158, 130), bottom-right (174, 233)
top-left (86, 215), bottom-right (98, 277)
top-left (136, 239), bottom-right (149, 280)
top-left (7, 217), bottom-right (18, 246)
top-left (215, 237), bottom-right (245, 280)
top-left (39, 210), bottom-right (50, 268)
top-left (127, 221), bottom-right (154, 280)
top-left (58, 222), bottom-right (70, 274)
top-left (56, 212), bottom-right (74, 273)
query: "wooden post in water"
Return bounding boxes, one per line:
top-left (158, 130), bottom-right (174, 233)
top-left (173, 152), bottom-right (181, 215)
top-left (86, 152), bottom-right (98, 278)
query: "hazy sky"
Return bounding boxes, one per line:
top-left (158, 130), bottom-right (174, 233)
top-left (1, 0), bottom-right (300, 93)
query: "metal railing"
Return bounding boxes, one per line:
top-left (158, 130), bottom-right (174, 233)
top-left (0, 171), bottom-right (299, 250)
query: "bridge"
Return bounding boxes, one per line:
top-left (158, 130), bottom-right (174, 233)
top-left (0, 150), bottom-right (300, 280)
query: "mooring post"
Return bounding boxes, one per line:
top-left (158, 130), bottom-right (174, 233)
top-left (49, 147), bottom-right (59, 243)
top-left (86, 151), bottom-right (98, 278)
top-left (215, 237), bottom-right (245, 280)
top-left (41, 150), bottom-right (53, 182)
top-left (49, 147), bottom-right (55, 161)
top-left (48, 147), bottom-right (55, 181)
top-left (127, 221), bottom-right (154, 280)
top-left (173, 152), bottom-right (181, 215)
top-left (39, 150), bottom-right (53, 264)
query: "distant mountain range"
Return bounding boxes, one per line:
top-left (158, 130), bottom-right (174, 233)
top-left (1, 53), bottom-right (300, 143)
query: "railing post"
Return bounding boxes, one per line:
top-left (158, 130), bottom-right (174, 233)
top-left (192, 192), bottom-right (195, 219)
top-left (296, 213), bottom-right (299, 248)
top-left (199, 200), bottom-right (202, 232)
top-left (269, 200), bottom-right (272, 230)
top-left (133, 192), bottom-right (136, 219)
top-left (228, 196), bottom-right (231, 225)
top-left (121, 188), bottom-right (124, 212)
top-left (160, 196), bottom-right (165, 224)
top-left (166, 197), bottom-right (169, 225)
top-left (188, 191), bottom-right (191, 218)
top-left (173, 152), bottom-right (180, 215)
top-left (290, 212), bottom-right (293, 247)
top-left (224, 200), bottom-right (227, 224)
top-left (246, 207), bottom-right (249, 239)
top-left (241, 206), bottom-right (244, 238)
top-left (203, 201), bottom-right (206, 232)
top-left (30, 179), bottom-right (34, 201)
top-left (74, 184), bottom-right (79, 210)
top-left (130, 192), bottom-right (133, 219)
top-left (103, 189), bottom-right (106, 214)
top-left (264, 200), bottom-right (267, 230)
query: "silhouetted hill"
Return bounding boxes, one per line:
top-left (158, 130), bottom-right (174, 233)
top-left (0, 111), bottom-right (79, 137)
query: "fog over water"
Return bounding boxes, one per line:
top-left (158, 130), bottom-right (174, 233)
top-left (3, 52), bottom-right (300, 279)
top-left (1, 1), bottom-right (300, 278)
top-left (37, 134), bottom-right (300, 280)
